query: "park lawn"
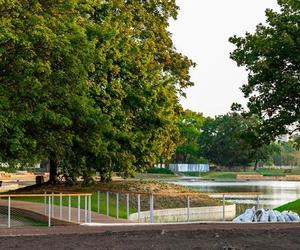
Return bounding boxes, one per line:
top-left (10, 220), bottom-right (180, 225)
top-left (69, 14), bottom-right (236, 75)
top-left (13, 192), bottom-right (135, 219)
top-left (11, 213), bottom-right (48, 227)
top-left (198, 171), bottom-right (255, 180)
top-left (275, 199), bottom-right (300, 214)
top-left (132, 173), bottom-right (179, 180)
top-left (258, 168), bottom-right (300, 176)
top-left (195, 168), bottom-right (300, 180)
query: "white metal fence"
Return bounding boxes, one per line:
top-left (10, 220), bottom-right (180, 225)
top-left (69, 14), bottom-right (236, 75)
top-left (0, 193), bottom-right (92, 228)
top-left (169, 164), bottom-right (209, 173)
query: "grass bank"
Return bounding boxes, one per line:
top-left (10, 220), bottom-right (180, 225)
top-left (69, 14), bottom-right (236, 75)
top-left (185, 168), bottom-right (300, 180)
top-left (131, 173), bottom-right (179, 181)
top-left (275, 199), bottom-right (300, 214)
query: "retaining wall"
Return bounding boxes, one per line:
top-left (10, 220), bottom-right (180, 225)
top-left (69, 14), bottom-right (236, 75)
top-left (128, 204), bottom-right (236, 223)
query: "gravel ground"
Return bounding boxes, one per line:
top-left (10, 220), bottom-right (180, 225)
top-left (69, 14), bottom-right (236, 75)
top-left (1, 223), bottom-right (300, 249)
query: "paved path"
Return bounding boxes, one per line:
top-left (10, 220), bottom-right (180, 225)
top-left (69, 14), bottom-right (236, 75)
top-left (0, 199), bottom-right (127, 225)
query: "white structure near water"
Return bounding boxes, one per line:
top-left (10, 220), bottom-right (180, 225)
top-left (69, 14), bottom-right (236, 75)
top-left (169, 164), bottom-right (209, 173)
top-left (128, 204), bottom-right (236, 223)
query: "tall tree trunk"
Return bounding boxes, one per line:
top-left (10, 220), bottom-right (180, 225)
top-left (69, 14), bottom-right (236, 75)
top-left (254, 159), bottom-right (258, 171)
top-left (49, 159), bottom-right (58, 184)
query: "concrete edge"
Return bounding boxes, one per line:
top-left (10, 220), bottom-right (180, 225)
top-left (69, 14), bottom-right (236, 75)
top-left (82, 221), bottom-right (300, 226)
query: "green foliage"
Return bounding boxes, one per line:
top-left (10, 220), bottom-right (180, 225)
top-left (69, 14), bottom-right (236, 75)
top-left (199, 113), bottom-right (277, 167)
top-left (84, 0), bottom-right (194, 181)
top-left (174, 110), bottom-right (207, 163)
top-left (229, 0), bottom-right (300, 141)
top-left (0, 0), bottom-right (193, 183)
top-left (146, 168), bottom-right (175, 175)
top-left (272, 141), bottom-right (300, 166)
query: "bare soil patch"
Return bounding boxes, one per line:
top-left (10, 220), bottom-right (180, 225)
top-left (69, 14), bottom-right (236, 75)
top-left (1, 223), bottom-right (300, 249)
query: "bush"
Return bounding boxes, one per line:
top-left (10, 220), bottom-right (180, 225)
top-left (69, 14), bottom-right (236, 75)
top-left (146, 168), bottom-right (175, 175)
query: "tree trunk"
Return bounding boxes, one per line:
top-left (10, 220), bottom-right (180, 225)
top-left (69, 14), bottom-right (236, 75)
top-left (254, 159), bottom-right (258, 171)
top-left (100, 171), bottom-right (112, 183)
top-left (49, 159), bottom-right (58, 184)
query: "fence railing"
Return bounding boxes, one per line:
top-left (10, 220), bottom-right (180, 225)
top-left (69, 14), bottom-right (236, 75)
top-left (93, 190), bottom-right (263, 223)
top-left (0, 193), bottom-right (92, 228)
top-left (0, 191), bottom-right (263, 227)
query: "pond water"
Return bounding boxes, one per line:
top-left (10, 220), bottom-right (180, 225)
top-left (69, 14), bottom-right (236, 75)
top-left (169, 179), bottom-right (300, 209)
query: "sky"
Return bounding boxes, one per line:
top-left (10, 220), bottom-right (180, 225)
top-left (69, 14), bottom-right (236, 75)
top-left (169, 0), bottom-right (279, 117)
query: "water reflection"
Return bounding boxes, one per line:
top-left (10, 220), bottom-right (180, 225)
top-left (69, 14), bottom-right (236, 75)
top-left (170, 179), bottom-right (300, 208)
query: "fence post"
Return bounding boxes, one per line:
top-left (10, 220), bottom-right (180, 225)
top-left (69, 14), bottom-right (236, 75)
top-left (126, 194), bottom-right (129, 219)
top-left (150, 194), bottom-right (154, 223)
top-left (8, 196), bottom-right (11, 228)
top-left (48, 196), bottom-right (51, 227)
top-left (106, 191), bottom-right (109, 216)
top-left (187, 196), bottom-right (190, 222)
top-left (68, 195), bottom-right (71, 222)
top-left (137, 194), bottom-right (141, 222)
top-left (84, 195), bottom-right (87, 223)
top-left (222, 194), bottom-right (225, 221)
top-left (97, 191), bottom-right (100, 214)
top-left (88, 195), bottom-right (92, 223)
top-left (59, 193), bottom-right (62, 220)
top-left (44, 192), bottom-right (47, 215)
top-left (52, 192), bottom-right (54, 217)
top-left (78, 195), bottom-right (81, 224)
top-left (116, 193), bottom-right (119, 220)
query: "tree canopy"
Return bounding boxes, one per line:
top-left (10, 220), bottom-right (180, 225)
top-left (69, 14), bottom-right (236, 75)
top-left (199, 113), bottom-right (278, 168)
top-left (0, 0), bottom-right (193, 183)
top-left (229, 0), bottom-right (300, 142)
top-left (173, 110), bottom-right (207, 164)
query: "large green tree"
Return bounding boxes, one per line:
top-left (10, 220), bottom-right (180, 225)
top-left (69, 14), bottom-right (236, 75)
top-left (0, 0), bottom-right (110, 183)
top-left (229, 0), bottom-right (300, 142)
top-left (0, 0), bottom-right (193, 183)
top-left (84, 1), bottom-right (193, 181)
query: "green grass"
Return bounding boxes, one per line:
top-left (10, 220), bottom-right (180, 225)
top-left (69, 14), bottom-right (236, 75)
top-left (275, 199), bottom-right (300, 214)
top-left (183, 172), bottom-right (202, 177)
top-left (258, 168), bottom-right (300, 176)
top-left (12, 214), bottom-right (48, 227)
top-left (197, 171), bottom-right (254, 180)
top-left (192, 168), bottom-right (300, 180)
top-left (146, 168), bottom-right (175, 175)
top-left (132, 173), bottom-right (179, 180)
top-left (15, 192), bottom-right (136, 219)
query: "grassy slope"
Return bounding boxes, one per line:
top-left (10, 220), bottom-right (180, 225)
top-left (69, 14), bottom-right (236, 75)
top-left (193, 168), bottom-right (300, 180)
top-left (132, 173), bottom-right (179, 180)
top-left (10, 180), bottom-right (220, 219)
top-left (275, 199), bottom-right (300, 214)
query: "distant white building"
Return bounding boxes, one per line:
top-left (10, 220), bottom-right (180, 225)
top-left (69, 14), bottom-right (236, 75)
top-left (169, 164), bottom-right (209, 173)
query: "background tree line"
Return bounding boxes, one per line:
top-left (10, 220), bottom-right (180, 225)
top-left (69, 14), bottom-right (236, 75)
top-left (173, 110), bottom-right (300, 169)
